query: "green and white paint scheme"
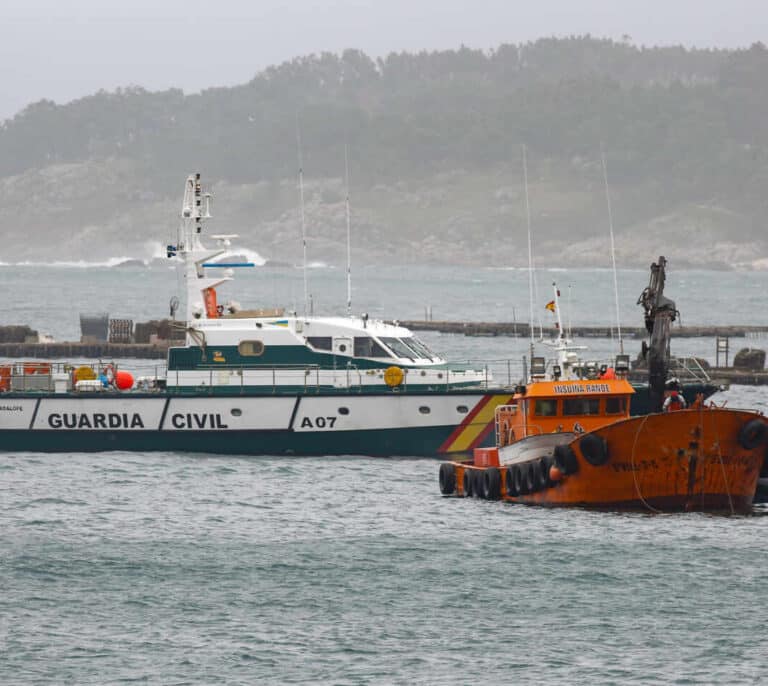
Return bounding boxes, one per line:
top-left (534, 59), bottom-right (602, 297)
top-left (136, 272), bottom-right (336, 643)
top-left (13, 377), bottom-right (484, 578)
top-left (0, 174), bottom-right (509, 457)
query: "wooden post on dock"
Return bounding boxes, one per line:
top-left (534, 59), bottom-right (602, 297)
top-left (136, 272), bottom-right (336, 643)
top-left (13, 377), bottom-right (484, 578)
top-left (716, 336), bottom-right (729, 368)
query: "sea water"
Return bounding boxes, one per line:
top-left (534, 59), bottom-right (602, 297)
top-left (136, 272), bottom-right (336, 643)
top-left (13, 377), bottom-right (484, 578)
top-left (1, 263), bottom-right (767, 684)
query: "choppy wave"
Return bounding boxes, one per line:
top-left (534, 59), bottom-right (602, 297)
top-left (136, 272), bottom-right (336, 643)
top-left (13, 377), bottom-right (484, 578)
top-left (1, 256), bottom-right (138, 268)
top-left (1, 240), bottom-right (268, 269)
top-left (0, 253), bottom-right (268, 269)
top-left (1, 452), bottom-right (767, 684)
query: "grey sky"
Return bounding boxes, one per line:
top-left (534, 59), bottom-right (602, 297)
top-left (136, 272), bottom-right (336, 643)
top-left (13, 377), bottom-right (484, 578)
top-left (2, 0), bottom-right (767, 121)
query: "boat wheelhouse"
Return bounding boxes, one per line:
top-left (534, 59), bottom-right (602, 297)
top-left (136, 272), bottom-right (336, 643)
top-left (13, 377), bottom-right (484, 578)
top-left (163, 173), bottom-right (490, 394)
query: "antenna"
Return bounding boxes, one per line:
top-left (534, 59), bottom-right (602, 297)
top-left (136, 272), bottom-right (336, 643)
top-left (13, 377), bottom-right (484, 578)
top-left (552, 282), bottom-right (564, 343)
top-left (296, 115), bottom-right (309, 316)
top-left (522, 144), bottom-right (535, 360)
top-left (601, 144), bottom-right (623, 354)
top-left (344, 143), bottom-right (352, 316)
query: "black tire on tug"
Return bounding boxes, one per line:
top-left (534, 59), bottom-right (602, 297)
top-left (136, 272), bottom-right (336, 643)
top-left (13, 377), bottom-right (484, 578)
top-left (462, 469), bottom-right (474, 497)
top-left (513, 464), bottom-right (528, 495)
top-left (483, 468), bottom-right (501, 500)
top-left (506, 465), bottom-right (519, 497)
top-left (553, 443), bottom-right (579, 475)
top-left (474, 469), bottom-right (488, 499)
top-left (738, 419), bottom-right (768, 451)
top-left (579, 434), bottom-right (610, 466)
top-left (439, 463), bottom-right (456, 495)
top-left (524, 461), bottom-right (538, 493)
top-left (537, 456), bottom-right (554, 488)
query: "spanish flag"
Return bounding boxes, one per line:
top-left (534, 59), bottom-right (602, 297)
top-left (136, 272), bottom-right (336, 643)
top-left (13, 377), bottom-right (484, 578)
top-left (545, 300), bottom-right (556, 312)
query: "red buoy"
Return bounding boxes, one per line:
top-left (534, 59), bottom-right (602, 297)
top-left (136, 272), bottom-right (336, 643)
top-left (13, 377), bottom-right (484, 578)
top-left (115, 370), bottom-right (134, 390)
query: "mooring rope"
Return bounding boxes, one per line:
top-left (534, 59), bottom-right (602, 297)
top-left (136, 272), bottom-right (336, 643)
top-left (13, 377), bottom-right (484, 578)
top-left (630, 414), bottom-right (662, 514)
top-left (708, 406), bottom-right (735, 516)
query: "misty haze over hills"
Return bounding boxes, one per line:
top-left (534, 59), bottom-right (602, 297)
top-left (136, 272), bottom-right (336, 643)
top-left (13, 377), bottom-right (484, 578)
top-left (1, 37), bottom-right (768, 269)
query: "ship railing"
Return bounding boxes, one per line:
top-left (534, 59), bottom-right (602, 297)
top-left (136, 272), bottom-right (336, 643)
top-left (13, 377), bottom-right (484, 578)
top-left (443, 359), bottom-right (517, 388)
top-left (494, 404), bottom-right (518, 446)
top-left (344, 366), bottom-right (363, 392)
top-left (518, 423), bottom-right (545, 438)
top-left (667, 357), bottom-right (712, 382)
top-left (167, 364), bottom-right (325, 395)
top-left (162, 363), bottom-right (372, 394)
top-left (0, 360), bottom-right (134, 393)
top-left (160, 363), bottom-right (495, 394)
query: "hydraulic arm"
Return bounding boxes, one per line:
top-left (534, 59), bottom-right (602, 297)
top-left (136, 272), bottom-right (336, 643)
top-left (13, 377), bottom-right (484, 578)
top-left (637, 256), bottom-right (678, 413)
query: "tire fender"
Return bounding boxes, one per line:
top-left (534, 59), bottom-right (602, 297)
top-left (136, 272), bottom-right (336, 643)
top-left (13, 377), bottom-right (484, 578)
top-left (738, 418), bottom-right (768, 451)
top-left (439, 463), bottom-right (456, 495)
top-left (553, 443), bottom-right (579, 475)
top-left (505, 465), bottom-right (519, 497)
top-left (462, 469), bottom-right (474, 497)
top-left (483, 468), bottom-right (501, 500)
top-left (579, 433), bottom-right (610, 467)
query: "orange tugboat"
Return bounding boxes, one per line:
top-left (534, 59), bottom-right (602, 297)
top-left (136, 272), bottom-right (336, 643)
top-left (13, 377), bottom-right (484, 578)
top-left (438, 258), bottom-right (767, 513)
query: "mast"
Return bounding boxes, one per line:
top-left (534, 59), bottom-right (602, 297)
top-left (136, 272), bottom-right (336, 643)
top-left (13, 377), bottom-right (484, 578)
top-left (170, 173), bottom-right (233, 327)
top-left (522, 144), bottom-right (535, 360)
top-left (551, 282), bottom-right (564, 343)
top-left (601, 145), bottom-right (624, 354)
top-left (344, 143), bottom-right (352, 316)
top-left (296, 117), bottom-right (309, 316)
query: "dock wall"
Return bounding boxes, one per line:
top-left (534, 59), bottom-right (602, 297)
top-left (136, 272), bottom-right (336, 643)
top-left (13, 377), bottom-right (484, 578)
top-left (0, 342), bottom-right (170, 359)
top-left (396, 321), bottom-right (768, 339)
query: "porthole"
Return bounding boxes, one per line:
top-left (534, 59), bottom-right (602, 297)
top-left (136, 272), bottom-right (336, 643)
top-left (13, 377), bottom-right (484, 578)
top-left (338, 407), bottom-right (350, 415)
top-left (338, 344), bottom-right (347, 353)
top-left (230, 408), bottom-right (242, 417)
top-left (457, 405), bottom-right (469, 414)
top-left (238, 340), bottom-right (265, 357)
top-left (437, 373), bottom-right (443, 379)
top-left (419, 406), bottom-right (431, 415)
top-left (420, 371), bottom-right (426, 376)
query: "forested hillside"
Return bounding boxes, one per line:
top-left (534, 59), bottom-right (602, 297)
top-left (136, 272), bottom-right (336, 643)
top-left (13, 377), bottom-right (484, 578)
top-left (1, 37), bottom-right (767, 267)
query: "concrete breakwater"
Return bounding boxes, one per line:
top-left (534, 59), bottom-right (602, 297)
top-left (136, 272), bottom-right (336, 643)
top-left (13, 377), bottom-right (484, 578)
top-left (396, 320), bottom-right (768, 385)
top-left (0, 342), bottom-right (169, 359)
top-left (396, 321), bottom-right (768, 339)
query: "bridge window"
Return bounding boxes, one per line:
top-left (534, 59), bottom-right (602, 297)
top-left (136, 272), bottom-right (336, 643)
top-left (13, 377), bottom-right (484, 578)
top-left (306, 337), bottom-right (332, 351)
top-left (563, 398), bottom-right (600, 415)
top-left (606, 397), bottom-right (626, 414)
top-left (238, 340), bottom-right (265, 357)
top-left (354, 336), bottom-right (390, 358)
top-left (534, 399), bottom-right (558, 416)
top-left (401, 336), bottom-right (437, 360)
top-left (380, 337), bottom-right (416, 360)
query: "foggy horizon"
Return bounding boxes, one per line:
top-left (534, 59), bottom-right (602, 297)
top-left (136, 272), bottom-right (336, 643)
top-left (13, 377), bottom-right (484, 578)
top-left (3, 0), bottom-right (768, 121)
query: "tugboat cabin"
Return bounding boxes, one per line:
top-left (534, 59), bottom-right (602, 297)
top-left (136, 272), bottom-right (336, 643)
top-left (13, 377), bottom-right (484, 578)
top-left (497, 378), bottom-right (635, 447)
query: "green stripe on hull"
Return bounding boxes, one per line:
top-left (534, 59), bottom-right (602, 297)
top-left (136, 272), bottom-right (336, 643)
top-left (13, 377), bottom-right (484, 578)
top-left (0, 427), bottom-right (493, 457)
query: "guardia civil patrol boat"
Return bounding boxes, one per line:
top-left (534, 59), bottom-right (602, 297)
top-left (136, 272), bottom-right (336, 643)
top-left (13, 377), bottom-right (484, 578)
top-left (0, 174), bottom-right (513, 456)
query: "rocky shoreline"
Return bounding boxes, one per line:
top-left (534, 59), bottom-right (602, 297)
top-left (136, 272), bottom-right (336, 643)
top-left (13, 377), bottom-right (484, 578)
top-left (1, 164), bottom-right (766, 269)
